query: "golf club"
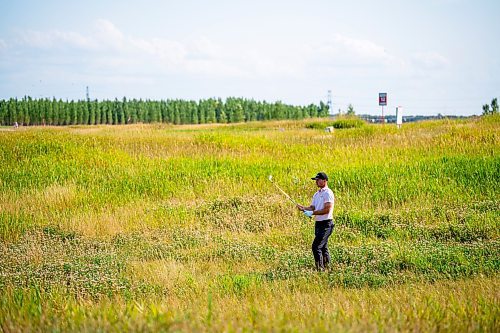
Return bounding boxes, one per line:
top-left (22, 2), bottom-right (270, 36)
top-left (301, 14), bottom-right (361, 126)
top-left (268, 175), bottom-right (300, 206)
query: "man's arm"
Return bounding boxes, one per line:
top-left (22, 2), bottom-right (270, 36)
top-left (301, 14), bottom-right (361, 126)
top-left (296, 204), bottom-right (315, 212)
top-left (310, 202), bottom-right (332, 216)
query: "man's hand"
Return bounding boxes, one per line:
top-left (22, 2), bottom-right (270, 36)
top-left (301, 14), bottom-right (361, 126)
top-left (303, 210), bottom-right (313, 218)
top-left (296, 204), bottom-right (305, 212)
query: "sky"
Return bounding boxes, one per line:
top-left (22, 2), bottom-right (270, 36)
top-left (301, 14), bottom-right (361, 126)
top-left (0, 0), bottom-right (499, 116)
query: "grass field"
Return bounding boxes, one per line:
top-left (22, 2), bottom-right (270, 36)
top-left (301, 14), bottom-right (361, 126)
top-left (0, 116), bottom-right (499, 332)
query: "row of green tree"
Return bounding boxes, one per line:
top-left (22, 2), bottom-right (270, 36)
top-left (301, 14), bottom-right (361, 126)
top-left (0, 97), bottom-right (330, 126)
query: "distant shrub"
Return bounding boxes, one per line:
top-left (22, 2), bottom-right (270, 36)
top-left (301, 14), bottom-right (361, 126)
top-left (331, 117), bottom-right (365, 129)
top-left (305, 122), bottom-right (329, 129)
top-left (305, 117), bottom-right (365, 130)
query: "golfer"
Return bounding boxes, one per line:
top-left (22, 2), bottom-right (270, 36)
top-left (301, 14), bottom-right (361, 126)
top-left (297, 172), bottom-right (335, 271)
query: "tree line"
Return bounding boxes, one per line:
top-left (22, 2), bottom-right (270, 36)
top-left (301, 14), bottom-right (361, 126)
top-left (482, 98), bottom-right (498, 116)
top-left (0, 97), bottom-right (330, 126)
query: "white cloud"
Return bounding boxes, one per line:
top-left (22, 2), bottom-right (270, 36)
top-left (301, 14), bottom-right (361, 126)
top-left (298, 34), bottom-right (413, 82)
top-left (93, 19), bottom-right (125, 50)
top-left (309, 34), bottom-right (404, 67)
top-left (187, 36), bottom-right (221, 60)
top-left (10, 21), bottom-right (421, 82)
top-left (18, 19), bottom-right (125, 51)
top-left (334, 34), bottom-right (394, 63)
top-left (19, 29), bottom-right (97, 50)
top-left (10, 19), bottom-right (311, 79)
top-left (412, 52), bottom-right (450, 70)
top-left (139, 38), bottom-right (188, 67)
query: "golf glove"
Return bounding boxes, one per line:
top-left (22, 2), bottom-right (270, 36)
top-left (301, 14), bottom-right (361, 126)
top-left (304, 210), bottom-right (313, 218)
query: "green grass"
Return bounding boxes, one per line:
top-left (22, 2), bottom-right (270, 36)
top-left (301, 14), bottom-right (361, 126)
top-left (0, 117), bottom-right (499, 332)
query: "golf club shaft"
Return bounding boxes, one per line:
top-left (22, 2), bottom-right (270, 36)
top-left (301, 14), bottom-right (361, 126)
top-left (269, 179), bottom-right (299, 206)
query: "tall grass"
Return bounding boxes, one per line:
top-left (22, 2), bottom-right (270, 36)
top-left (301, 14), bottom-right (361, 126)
top-left (1, 117), bottom-right (499, 331)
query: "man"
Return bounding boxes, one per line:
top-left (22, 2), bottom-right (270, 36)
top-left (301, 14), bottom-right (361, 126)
top-left (297, 172), bottom-right (335, 271)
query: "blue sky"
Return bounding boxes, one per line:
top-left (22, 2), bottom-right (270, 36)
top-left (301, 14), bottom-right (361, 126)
top-left (0, 0), bottom-right (499, 116)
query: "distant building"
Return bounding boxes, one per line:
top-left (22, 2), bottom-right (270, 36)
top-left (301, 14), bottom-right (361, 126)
top-left (358, 114), bottom-right (472, 124)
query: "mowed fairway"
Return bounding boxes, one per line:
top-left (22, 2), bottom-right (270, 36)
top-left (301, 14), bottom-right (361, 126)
top-left (0, 116), bottom-right (499, 332)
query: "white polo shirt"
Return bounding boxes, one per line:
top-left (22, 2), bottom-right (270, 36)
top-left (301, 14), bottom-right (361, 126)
top-left (311, 186), bottom-right (335, 221)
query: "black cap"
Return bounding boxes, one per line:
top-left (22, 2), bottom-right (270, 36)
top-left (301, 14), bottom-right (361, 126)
top-left (311, 172), bottom-right (328, 181)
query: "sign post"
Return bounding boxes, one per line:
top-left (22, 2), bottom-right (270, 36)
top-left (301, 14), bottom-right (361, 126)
top-left (379, 93), bottom-right (387, 123)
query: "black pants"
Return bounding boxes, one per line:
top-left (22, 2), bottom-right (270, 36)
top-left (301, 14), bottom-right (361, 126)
top-left (312, 219), bottom-right (334, 269)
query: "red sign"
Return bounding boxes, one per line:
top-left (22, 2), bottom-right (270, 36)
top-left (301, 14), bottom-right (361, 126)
top-left (379, 93), bottom-right (387, 106)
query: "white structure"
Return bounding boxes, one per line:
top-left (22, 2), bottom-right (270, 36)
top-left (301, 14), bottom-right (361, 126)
top-left (396, 106), bottom-right (403, 129)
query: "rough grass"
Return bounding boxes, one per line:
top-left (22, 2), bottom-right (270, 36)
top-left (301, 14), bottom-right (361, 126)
top-left (0, 117), bottom-right (499, 332)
